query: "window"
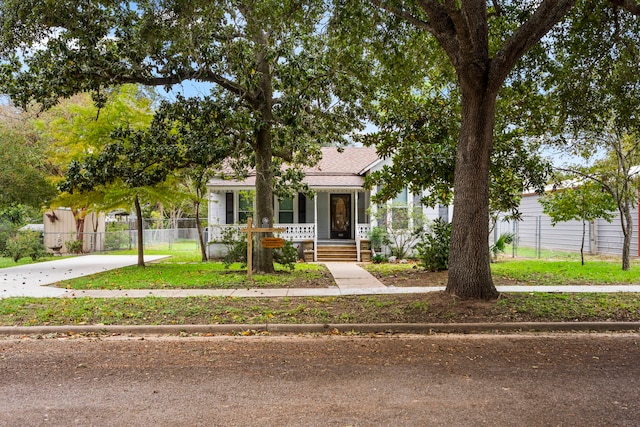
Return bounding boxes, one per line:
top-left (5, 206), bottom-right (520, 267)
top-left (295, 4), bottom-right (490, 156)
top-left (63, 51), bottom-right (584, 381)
top-left (390, 204), bottom-right (410, 229)
top-left (278, 197), bottom-right (294, 223)
top-left (238, 191), bottom-right (254, 224)
top-left (298, 193), bottom-right (307, 223)
top-left (225, 193), bottom-right (234, 224)
top-left (391, 188), bottom-right (409, 229)
top-left (393, 188), bottom-right (408, 204)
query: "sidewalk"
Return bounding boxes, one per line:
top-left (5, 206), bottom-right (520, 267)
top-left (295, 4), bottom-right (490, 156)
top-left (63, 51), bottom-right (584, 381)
top-left (2, 256), bottom-right (640, 299)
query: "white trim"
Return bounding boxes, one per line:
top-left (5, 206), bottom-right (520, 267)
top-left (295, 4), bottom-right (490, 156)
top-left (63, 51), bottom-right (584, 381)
top-left (358, 157), bottom-right (386, 175)
top-left (355, 191), bottom-right (360, 261)
top-left (314, 194), bottom-right (318, 261)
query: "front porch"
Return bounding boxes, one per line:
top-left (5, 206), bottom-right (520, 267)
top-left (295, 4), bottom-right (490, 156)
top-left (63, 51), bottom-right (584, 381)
top-left (207, 223), bottom-right (372, 262)
top-left (207, 184), bottom-right (374, 262)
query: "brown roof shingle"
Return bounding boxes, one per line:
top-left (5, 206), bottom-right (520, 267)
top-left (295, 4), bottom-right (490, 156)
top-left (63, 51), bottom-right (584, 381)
top-left (208, 146), bottom-right (380, 189)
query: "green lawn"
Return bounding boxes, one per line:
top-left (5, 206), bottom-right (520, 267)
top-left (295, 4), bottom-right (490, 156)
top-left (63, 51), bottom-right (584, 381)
top-left (501, 245), bottom-right (583, 260)
top-left (58, 261), bottom-right (329, 290)
top-left (2, 248), bottom-right (640, 327)
top-left (0, 255), bottom-right (74, 268)
top-left (491, 259), bottom-right (640, 285)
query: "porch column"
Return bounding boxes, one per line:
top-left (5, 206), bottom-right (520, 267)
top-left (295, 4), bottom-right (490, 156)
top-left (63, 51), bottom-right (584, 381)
top-left (408, 190), bottom-right (414, 230)
top-left (371, 186), bottom-right (378, 227)
top-left (314, 193), bottom-right (318, 262)
top-left (355, 191), bottom-right (360, 261)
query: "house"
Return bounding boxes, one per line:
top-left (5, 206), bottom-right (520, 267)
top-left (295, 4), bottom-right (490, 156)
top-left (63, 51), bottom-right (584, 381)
top-left (493, 190), bottom-right (640, 258)
top-left (206, 146), bottom-right (449, 261)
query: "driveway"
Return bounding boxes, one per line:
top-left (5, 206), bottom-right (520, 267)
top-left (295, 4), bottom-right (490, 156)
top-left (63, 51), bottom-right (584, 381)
top-left (0, 255), bottom-right (167, 298)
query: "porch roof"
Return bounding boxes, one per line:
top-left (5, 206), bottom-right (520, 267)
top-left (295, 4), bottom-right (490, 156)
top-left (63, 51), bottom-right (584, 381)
top-left (207, 146), bottom-right (380, 190)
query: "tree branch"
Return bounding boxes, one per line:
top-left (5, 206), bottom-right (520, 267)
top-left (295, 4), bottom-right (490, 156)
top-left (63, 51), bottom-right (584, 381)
top-left (368, 0), bottom-right (433, 32)
top-left (117, 69), bottom-right (251, 102)
top-left (489, 0), bottom-right (503, 18)
top-left (611, 0), bottom-right (640, 16)
top-left (490, 0), bottom-right (576, 91)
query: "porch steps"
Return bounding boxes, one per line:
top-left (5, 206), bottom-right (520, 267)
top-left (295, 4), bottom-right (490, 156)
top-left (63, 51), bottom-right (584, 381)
top-left (316, 244), bottom-right (358, 262)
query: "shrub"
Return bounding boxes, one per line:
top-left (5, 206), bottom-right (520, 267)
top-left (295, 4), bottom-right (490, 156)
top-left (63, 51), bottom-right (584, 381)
top-left (220, 226), bottom-right (248, 268)
top-left (105, 223), bottom-right (131, 250)
top-left (368, 226), bottom-right (390, 252)
top-left (273, 239), bottom-right (298, 271)
top-left (490, 232), bottom-right (515, 262)
top-left (372, 253), bottom-right (388, 264)
top-left (66, 239), bottom-right (84, 254)
top-left (0, 219), bottom-right (17, 255)
top-left (416, 218), bottom-right (451, 272)
top-left (4, 231), bottom-right (46, 262)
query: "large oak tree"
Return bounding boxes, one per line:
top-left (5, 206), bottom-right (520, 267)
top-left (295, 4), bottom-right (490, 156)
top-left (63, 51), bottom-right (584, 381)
top-left (0, 0), bottom-right (361, 273)
top-left (335, 0), bottom-right (640, 298)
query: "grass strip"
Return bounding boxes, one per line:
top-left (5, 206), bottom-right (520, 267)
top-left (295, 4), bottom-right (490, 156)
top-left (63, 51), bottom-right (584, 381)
top-left (1, 293), bottom-right (639, 326)
top-left (491, 259), bottom-right (640, 285)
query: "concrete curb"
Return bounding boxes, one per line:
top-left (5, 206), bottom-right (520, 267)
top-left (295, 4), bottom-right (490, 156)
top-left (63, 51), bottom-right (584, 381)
top-left (1, 322), bottom-right (639, 336)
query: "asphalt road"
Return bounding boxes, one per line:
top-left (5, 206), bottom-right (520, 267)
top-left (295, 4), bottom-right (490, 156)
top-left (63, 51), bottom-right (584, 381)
top-left (1, 332), bottom-right (639, 426)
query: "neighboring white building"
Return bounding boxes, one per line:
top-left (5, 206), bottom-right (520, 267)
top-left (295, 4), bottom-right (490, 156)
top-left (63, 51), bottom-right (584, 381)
top-left (206, 146), bottom-right (449, 261)
top-left (494, 191), bottom-right (639, 258)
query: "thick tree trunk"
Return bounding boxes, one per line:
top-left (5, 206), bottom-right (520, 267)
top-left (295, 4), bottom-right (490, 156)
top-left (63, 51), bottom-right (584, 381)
top-left (250, 30), bottom-right (276, 274)
top-left (253, 124), bottom-right (275, 273)
top-left (134, 196), bottom-right (145, 268)
top-left (445, 85), bottom-right (499, 300)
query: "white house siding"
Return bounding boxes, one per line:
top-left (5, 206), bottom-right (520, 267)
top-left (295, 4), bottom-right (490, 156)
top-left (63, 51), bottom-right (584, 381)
top-left (424, 205), bottom-right (444, 222)
top-left (208, 192), bottom-right (226, 226)
top-left (305, 196), bottom-right (315, 224)
top-left (596, 212), bottom-right (640, 257)
top-left (518, 194), bottom-right (588, 253)
top-left (316, 192), bottom-right (330, 239)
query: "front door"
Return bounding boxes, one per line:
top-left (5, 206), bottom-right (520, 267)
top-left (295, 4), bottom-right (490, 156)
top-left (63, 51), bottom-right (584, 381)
top-left (330, 194), bottom-right (351, 239)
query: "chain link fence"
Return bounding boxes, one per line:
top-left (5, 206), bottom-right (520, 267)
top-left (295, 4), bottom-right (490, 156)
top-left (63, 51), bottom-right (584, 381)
top-left (40, 218), bottom-right (207, 255)
top-left (492, 214), bottom-right (631, 259)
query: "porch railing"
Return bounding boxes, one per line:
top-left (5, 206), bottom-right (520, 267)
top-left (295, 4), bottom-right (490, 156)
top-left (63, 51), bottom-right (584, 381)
top-left (356, 223), bottom-right (371, 262)
top-left (208, 223), bottom-right (370, 261)
top-left (208, 223), bottom-right (316, 242)
top-left (274, 223), bottom-right (316, 240)
top-left (357, 224), bottom-right (370, 240)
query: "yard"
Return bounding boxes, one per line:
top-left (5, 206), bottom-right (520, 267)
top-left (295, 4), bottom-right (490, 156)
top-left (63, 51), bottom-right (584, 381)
top-left (1, 249), bottom-right (639, 327)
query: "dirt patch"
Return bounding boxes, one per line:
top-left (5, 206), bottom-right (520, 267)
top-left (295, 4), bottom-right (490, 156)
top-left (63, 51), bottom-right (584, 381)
top-left (369, 267), bottom-right (523, 287)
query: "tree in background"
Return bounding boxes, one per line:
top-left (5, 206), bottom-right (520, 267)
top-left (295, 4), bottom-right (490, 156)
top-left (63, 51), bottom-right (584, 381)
top-left (550, 133), bottom-right (640, 270)
top-left (61, 128), bottom-right (181, 267)
top-left (0, 105), bottom-right (56, 208)
top-left (542, 3), bottom-right (640, 270)
top-left (540, 180), bottom-right (616, 266)
top-left (35, 86), bottom-right (155, 250)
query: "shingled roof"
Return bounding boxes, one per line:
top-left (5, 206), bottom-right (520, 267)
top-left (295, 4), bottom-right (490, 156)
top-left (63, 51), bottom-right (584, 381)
top-left (207, 146), bottom-right (380, 189)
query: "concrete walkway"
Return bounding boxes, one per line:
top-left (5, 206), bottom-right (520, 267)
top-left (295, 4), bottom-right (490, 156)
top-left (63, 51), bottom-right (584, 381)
top-left (323, 262), bottom-right (386, 289)
top-left (2, 255), bottom-right (640, 299)
top-left (1, 255), bottom-right (168, 298)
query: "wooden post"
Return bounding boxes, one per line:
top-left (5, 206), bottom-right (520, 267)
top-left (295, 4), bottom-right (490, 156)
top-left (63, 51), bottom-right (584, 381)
top-left (240, 218), bottom-right (286, 280)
